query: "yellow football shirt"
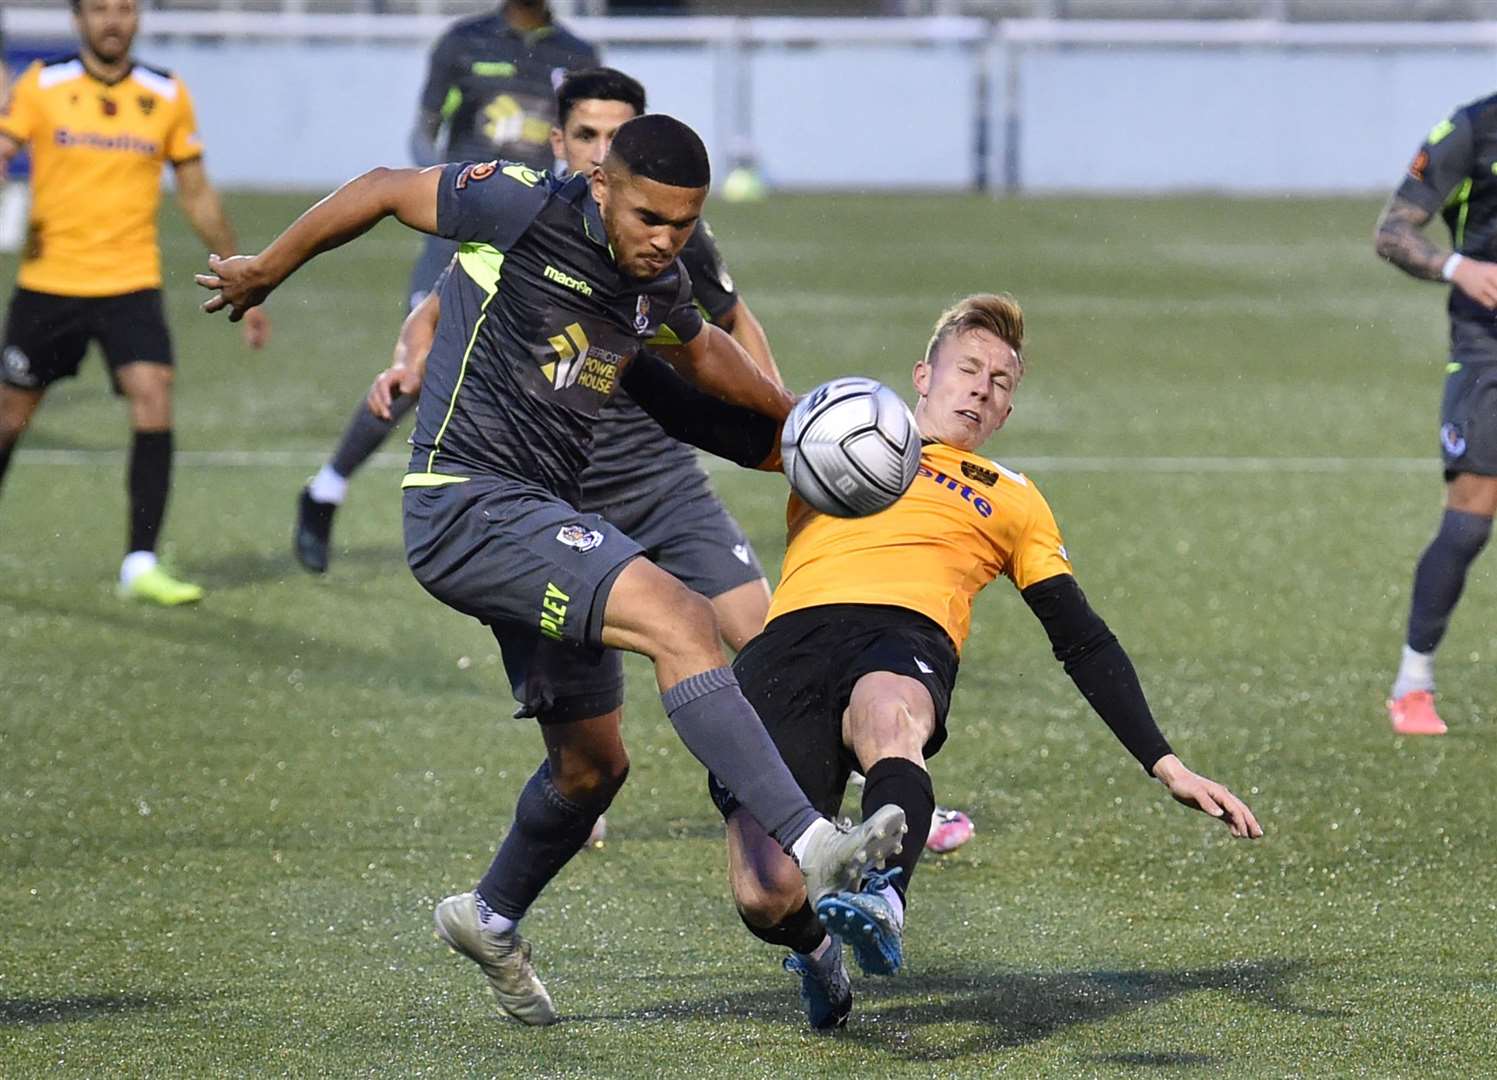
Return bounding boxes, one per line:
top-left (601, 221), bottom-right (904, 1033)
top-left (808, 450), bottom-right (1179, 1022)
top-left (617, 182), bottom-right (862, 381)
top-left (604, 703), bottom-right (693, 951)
top-left (0, 56), bottom-right (202, 297)
top-left (767, 441), bottom-right (1074, 654)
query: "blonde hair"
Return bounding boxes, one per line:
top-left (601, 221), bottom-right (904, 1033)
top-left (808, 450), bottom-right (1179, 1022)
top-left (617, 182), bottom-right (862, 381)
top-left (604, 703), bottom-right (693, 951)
top-left (923, 293), bottom-right (1025, 374)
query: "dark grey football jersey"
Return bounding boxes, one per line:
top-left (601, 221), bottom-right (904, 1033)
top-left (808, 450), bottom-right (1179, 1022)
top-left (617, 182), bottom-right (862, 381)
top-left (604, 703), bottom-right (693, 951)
top-left (405, 162), bottom-right (704, 501)
top-left (419, 15), bottom-right (597, 168)
top-left (1396, 91), bottom-right (1497, 349)
top-left (580, 220), bottom-right (743, 506)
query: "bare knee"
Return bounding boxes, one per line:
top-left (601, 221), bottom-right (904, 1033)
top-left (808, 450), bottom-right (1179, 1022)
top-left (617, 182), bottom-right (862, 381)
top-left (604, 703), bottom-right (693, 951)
top-left (601, 560), bottom-right (728, 684)
top-left (121, 366), bottom-right (174, 429)
top-left (845, 673), bottom-right (935, 770)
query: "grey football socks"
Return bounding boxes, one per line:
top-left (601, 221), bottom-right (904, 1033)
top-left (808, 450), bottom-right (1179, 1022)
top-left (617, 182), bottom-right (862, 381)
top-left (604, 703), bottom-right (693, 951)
top-left (661, 666), bottom-right (821, 851)
top-left (327, 392), bottom-right (415, 481)
top-left (477, 759), bottom-right (609, 921)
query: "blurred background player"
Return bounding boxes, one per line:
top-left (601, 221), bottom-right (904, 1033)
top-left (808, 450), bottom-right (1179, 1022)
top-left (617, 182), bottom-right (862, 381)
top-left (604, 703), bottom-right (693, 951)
top-left (711, 295), bottom-right (1262, 1030)
top-left (1376, 93), bottom-right (1497, 736)
top-left (293, 0), bottom-right (595, 568)
top-left (0, 9), bottom-right (26, 254)
top-left (368, 66), bottom-right (975, 854)
top-left (0, 0), bottom-right (267, 604)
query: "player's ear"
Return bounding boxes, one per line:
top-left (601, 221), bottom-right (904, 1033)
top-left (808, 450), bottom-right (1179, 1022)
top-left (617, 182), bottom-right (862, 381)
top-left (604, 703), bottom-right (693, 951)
top-left (549, 126), bottom-right (565, 163)
top-left (590, 165), bottom-right (610, 212)
top-left (912, 358), bottom-right (932, 397)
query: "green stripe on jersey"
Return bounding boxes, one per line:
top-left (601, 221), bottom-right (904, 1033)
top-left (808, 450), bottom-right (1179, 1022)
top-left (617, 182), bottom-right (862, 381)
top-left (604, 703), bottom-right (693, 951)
top-left (458, 243), bottom-right (505, 297)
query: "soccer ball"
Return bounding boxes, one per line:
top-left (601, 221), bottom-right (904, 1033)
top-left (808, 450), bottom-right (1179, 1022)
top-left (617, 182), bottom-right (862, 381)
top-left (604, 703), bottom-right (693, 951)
top-left (781, 377), bottom-right (921, 517)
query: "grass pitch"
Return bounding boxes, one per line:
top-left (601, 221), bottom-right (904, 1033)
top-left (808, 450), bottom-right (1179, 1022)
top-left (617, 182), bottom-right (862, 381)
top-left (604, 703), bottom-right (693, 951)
top-left (2, 192), bottom-right (1495, 1077)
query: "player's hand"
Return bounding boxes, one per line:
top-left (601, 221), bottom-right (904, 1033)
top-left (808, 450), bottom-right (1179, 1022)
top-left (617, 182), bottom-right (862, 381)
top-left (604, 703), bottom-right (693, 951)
top-left (196, 253), bottom-right (274, 323)
top-left (1451, 257), bottom-right (1497, 309)
top-left (367, 363), bottom-right (423, 421)
top-left (1151, 754), bottom-right (1263, 839)
top-left (240, 306), bottom-right (271, 350)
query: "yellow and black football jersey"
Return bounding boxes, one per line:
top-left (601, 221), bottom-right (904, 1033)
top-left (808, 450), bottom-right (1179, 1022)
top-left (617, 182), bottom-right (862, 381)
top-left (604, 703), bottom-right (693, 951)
top-left (768, 440), bottom-right (1073, 654)
top-left (0, 55), bottom-right (202, 297)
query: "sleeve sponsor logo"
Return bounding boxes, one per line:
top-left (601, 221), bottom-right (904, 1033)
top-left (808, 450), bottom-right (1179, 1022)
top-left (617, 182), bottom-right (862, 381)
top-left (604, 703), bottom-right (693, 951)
top-left (455, 160), bottom-right (498, 189)
top-left (1409, 148), bottom-right (1429, 182)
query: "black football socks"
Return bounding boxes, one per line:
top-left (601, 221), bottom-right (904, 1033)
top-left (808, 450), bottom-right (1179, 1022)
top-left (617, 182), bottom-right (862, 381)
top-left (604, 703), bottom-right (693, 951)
top-left (1406, 508), bottom-right (1492, 655)
top-left (127, 429), bottom-right (173, 555)
top-left (860, 757), bottom-right (934, 905)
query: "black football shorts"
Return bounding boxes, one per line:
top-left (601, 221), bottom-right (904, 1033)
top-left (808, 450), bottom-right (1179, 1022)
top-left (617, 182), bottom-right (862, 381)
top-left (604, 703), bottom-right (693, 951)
top-left (2, 287), bottom-right (173, 392)
top-left (709, 603), bottom-right (959, 821)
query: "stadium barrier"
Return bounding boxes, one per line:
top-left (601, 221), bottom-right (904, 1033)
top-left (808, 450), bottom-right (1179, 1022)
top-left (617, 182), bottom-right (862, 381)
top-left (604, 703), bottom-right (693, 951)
top-left (5, 13), bottom-right (1496, 192)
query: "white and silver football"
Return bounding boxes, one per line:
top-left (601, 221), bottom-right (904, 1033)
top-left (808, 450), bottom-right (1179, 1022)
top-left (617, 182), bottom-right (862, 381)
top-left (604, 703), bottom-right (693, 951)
top-left (781, 377), bottom-right (921, 517)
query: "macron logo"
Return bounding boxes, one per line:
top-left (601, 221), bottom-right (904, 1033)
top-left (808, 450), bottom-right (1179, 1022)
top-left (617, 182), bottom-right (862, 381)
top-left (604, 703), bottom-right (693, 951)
top-left (544, 264), bottom-right (593, 296)
top-left (914, 657), bottom-right (934, 675)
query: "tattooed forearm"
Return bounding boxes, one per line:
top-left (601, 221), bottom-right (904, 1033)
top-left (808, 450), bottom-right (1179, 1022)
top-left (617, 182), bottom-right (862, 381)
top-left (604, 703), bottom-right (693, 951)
top-left (1374, 195), bottom-right (1448, 281)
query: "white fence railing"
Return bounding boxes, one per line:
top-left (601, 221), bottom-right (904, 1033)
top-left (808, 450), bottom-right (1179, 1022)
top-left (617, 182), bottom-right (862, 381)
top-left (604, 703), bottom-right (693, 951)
top-left (6, 16), bottom-right (1495, 192)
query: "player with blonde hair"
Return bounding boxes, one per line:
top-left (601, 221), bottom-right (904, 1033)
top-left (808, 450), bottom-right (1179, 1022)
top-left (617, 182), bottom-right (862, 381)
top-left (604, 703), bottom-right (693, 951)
top-left (710, 293), bottom-right (1263, 1030)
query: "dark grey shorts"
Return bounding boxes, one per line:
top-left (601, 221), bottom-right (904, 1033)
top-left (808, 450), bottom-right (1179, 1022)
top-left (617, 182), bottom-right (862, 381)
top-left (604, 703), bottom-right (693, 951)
top-left (585, 477), bottom-right (766, 599)
top-left (1439, 360), bottom-right (1497, 480)
top-left (403, 476), bottom-right (641, 723)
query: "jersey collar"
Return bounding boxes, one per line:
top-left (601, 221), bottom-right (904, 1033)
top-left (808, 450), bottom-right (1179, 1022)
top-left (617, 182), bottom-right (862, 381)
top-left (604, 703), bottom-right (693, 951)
top-left (581, 191), bottom-right (610, 252)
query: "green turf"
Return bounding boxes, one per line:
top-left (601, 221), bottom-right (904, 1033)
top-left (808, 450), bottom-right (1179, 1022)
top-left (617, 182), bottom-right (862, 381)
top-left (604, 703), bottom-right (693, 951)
top-left (2, 192), bottom-right (1495, 1077)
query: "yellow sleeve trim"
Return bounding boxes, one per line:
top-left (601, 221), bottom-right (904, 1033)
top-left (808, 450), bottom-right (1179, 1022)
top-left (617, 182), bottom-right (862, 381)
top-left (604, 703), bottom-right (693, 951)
top-left (401, 472), bottom-right (471, 489)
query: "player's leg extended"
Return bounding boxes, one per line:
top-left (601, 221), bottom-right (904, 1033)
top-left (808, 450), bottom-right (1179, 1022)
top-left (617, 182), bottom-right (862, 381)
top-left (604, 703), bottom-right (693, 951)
top-left (0, 383), bottom-right (45, 495)
top-left (114, 361), bottom-right (201, 605)
top-left (816, 673), bottom-right (937, 975)
top-left (724, 806), bottom-right (850, 1030)
top-left (602, 558), bottom-right (905, 898)
top-left (295, 393), bottom-right (416, 573)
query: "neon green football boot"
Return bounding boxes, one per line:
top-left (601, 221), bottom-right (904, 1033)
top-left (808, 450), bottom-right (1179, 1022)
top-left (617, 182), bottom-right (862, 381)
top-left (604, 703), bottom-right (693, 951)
top-left (119, 566), bottom-right (204, 606)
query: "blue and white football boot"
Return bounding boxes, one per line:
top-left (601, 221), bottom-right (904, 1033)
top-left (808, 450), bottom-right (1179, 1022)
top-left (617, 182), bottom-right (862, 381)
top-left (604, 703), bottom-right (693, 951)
top-left (814, 867), bottom-right (904, 976)
top-left (783, 934), bottom-right (852, 1030)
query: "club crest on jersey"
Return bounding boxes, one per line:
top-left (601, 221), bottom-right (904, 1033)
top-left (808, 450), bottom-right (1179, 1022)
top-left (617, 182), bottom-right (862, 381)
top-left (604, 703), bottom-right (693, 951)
top-left (1441, 422), bottom-right (1467, 457)
top-left (633, 295), bottom-right (651, 334)
top-left (961, 461), bottom-right (998, 487)
top-left (137, 94), bottom-right (156, 116)
top-left (555, 524), bottom-right (604, 553)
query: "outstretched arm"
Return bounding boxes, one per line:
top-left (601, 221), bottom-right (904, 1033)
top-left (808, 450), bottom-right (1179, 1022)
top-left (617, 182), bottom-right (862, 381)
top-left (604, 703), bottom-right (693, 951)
top-left (1022, 573), bottom-right (1263, 839)
top-left (195, 166), bottom-right (442, 322)
top-left (653, 322), bottom-right (795, 423)
top-left (620, 351), bottom-right (782, 470)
